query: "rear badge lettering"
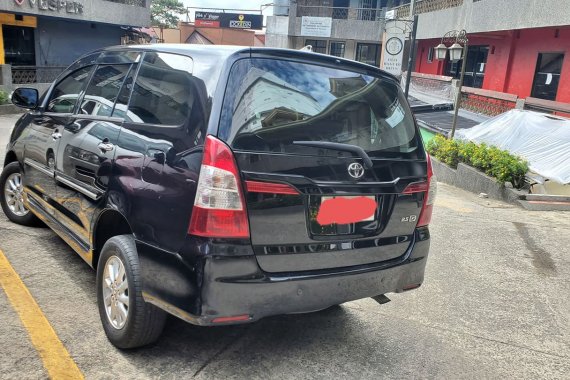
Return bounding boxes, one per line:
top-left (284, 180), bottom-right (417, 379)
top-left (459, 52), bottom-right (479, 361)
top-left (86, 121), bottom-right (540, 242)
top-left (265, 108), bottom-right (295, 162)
top-left (401, 215), bottom-right (418, 223)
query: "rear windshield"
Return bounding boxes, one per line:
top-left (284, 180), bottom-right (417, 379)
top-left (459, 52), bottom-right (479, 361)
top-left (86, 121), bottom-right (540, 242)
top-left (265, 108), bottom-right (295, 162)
top-left (219, 58), bottom-right (419, 158)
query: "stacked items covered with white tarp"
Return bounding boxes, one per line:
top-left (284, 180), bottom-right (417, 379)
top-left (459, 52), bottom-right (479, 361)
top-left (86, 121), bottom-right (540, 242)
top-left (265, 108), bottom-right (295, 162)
top-left (455, 109), bottom-right (570, 184)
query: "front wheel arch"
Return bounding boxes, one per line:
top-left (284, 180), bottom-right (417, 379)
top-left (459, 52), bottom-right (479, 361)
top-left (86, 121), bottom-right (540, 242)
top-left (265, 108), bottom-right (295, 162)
top-left (3, 151), bottom-right (18, 168)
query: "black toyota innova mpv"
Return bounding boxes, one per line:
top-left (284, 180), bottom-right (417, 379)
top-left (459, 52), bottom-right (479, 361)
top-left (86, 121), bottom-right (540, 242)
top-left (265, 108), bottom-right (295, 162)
top-left (1, 45), bottom-right (436, 349)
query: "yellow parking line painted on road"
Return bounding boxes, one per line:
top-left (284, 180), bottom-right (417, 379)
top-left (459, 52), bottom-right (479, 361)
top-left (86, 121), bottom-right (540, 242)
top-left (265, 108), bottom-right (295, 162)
top-left (0, 249), bottom-right (84, 380)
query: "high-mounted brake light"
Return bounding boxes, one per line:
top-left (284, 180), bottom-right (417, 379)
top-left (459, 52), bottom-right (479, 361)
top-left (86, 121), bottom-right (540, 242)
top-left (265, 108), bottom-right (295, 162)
top-left (417, 155), bottom-right (437, 227)
top-left (188, 135), bottom-right (250, 238)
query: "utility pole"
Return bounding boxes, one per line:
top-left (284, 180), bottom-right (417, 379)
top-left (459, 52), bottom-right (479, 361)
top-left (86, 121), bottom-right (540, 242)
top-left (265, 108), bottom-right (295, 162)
top-left (404, 0), bottom-right (417, 99)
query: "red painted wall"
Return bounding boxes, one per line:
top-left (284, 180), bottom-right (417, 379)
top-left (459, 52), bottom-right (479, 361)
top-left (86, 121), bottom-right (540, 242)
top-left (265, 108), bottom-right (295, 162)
top-left (415, 38), bottom-right (443, 75)
top-left (414, 27), bottom-right (570, 103)
top-left (505, 27), bottom-right (570, 103)
top-left (470, 34), bottom-right (513, 92)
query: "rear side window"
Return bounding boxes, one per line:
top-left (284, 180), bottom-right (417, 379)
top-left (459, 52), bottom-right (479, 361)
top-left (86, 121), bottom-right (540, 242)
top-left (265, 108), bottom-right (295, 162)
top-left (80, 64), bottom-right (132, 117)
top-left (46, 67), bottom-right (93, 113)
top-left (220, 59), bottom-right (419, 157)
top-left (126, 52), bottom-right (194, 126)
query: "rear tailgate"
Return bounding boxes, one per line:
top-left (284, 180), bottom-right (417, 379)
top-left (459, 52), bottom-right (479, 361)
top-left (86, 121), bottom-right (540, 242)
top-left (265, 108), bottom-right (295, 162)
top-left (219, 57), bottom-right (427, 273)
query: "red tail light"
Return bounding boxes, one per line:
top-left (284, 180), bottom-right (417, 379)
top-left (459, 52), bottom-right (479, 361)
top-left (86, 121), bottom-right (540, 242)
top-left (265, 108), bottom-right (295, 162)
top-left (417, 155), bottom-right (437, 227)
top-left (188, 135), bottom-right (250, 238)
top-left (402, 181), bottom-right (428, 194)
top-left (402, 155), bottom-right (437, 227)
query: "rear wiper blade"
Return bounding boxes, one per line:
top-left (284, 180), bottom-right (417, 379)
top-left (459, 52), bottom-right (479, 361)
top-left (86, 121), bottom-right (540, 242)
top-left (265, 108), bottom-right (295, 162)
top-left (293, 141), bottom-right (373, 169)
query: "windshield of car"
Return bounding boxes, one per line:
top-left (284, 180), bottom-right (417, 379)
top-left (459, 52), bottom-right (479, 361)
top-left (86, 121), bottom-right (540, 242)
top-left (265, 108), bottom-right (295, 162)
top-left (219, 58), bottom-right (419, 158)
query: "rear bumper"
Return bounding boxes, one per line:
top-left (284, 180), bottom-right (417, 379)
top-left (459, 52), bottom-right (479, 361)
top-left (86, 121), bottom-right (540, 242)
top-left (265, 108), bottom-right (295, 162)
top-left (140, 229), bottom-right (430, 326)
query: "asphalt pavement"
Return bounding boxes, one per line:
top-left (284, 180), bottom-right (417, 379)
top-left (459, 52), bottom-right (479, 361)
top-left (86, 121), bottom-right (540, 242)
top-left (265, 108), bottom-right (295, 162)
top-left (1, 113), bottom-right (570, 379)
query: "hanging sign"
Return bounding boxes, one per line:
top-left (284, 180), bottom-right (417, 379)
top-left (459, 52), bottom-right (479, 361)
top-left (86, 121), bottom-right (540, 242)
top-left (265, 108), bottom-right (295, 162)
top-left (381, 21), bottom-right (406, 76)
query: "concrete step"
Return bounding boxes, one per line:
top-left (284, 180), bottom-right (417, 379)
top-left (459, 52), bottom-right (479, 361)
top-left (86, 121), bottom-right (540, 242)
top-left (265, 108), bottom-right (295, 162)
top-left (518, 199), bottom-right (570, 211)
top-left (525, 194), bottom-right (570, 203)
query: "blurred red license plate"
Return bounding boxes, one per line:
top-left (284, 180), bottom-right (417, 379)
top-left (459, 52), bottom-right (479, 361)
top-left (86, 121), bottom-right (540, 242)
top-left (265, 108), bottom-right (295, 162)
top-left (317, 196), bottom-right (377, 225)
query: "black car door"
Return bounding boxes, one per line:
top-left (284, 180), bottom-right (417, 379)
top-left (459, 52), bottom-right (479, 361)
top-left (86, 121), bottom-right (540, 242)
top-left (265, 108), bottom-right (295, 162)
top-left (112, 52), bottom-right (204, 253)
top-left (22, 66), bottom-right (93, 216)
top-left (54, 60), bottom-right (137, 244)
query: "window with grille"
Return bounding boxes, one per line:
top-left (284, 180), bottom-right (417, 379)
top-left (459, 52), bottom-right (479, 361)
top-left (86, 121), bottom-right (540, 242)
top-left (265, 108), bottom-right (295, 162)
top-left (358, 0), bottom-right (378, 20)
top-left (330, 42), bottom-right (346, 57)
top-left (356, 43), bottom-right (380, 66)
top-left (305, 39), bottom-right (328, 54)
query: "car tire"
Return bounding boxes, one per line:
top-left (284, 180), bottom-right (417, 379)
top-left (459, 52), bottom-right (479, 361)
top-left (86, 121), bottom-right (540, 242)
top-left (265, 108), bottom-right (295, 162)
top-left (0, 162), bottom-right (41, 226)
top-left (96, 235), bottom-right (167, 349)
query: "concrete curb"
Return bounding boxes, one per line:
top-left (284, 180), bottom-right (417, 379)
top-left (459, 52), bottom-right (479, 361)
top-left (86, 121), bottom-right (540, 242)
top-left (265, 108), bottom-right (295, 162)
top-left (431, 157), bottom-right (526, 205)
top-left (518, 200), bottom-right (570, 211)
top-left (525, 194), bottom-right (570, 203)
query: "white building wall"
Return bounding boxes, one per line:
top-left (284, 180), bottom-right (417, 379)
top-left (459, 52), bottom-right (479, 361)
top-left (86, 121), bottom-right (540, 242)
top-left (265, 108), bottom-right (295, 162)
top-left (266, 16), bottom-right (291, 48)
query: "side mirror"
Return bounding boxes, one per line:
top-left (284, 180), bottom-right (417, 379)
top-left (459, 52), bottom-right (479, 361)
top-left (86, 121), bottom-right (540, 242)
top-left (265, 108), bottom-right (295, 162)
top-left (64, 121), bottom-right (82, 133)
top-left (11, 88), bottom-right (39, 110)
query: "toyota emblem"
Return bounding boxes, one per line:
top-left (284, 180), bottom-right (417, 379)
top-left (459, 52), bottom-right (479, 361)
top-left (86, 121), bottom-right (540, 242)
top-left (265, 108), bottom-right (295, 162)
top-left (348, 162), bottom-right (365, 179)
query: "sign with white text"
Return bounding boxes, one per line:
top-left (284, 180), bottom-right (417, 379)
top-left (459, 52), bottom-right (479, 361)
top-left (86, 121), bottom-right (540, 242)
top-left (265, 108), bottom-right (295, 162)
top-left (385, 9), bottom-right (396, 20)
top-left (300, 16), bottom-right (332, 37)
top-left (13, 0), bottom-right (83, 14)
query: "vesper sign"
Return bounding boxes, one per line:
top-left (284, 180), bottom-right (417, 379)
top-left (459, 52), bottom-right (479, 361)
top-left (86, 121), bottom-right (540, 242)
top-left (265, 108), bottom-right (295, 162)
top-left (13, 0), bottom-right (83, 15)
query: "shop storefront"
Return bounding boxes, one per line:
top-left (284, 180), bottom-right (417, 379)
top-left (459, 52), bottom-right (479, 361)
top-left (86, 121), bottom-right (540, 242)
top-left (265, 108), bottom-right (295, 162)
top-left (1, 0), bottom-right (150, 84)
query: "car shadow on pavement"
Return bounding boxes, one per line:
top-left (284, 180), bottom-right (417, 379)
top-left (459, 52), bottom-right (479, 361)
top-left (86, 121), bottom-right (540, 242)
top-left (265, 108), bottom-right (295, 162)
top-left (119, 305), bottom-right (380, 377)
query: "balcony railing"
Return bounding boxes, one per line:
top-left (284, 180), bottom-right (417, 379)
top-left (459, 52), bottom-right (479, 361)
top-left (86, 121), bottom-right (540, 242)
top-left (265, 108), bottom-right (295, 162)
top-left (12, 66), bottom-right (66, 85)
top-left (403, 72), bottom-right (518, 117)
top-left (296, 5), bottom-right (385, 21)
top-left (395, 0), bottom-right (463, 18)
top-left (460, 87), bottom-right (518, 116)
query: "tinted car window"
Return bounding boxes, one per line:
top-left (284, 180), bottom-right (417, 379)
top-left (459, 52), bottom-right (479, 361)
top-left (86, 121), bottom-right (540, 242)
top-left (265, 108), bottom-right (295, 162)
top-left (220, 59), bottom-right (419, 157)
top-left (47, 66), bottom-right (93, 113)
top-left (127, 52), bottom-right (193, 125)
top-left (80, 64), bottom-right (132, 117)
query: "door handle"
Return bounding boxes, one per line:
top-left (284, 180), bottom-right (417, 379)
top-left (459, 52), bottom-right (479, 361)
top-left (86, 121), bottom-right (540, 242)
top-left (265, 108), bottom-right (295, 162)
top-left (51, 130), bottom-right (62, 141)
top-left (97, 141), bottom-right (115, 153)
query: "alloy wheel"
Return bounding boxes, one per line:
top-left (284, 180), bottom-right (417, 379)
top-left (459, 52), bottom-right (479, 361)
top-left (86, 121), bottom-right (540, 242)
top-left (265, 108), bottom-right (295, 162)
top-left (102, 255), bottom-right (130, 329)
top-left (4, 172), bottom-right (28, 217)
